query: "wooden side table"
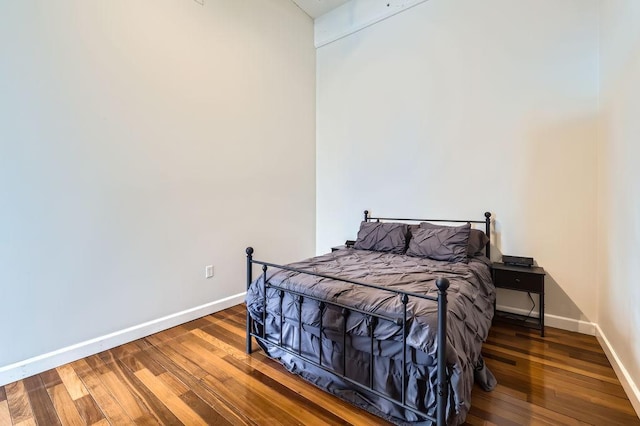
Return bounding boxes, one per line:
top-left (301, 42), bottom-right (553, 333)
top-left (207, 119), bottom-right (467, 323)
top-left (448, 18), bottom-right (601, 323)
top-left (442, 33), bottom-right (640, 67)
top-left (492, 262), bottom-right (546, 336)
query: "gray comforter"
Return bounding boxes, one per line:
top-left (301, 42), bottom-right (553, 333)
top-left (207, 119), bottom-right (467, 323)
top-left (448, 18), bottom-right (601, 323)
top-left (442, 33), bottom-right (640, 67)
top-left (246, 249), bottom-right (495, 425)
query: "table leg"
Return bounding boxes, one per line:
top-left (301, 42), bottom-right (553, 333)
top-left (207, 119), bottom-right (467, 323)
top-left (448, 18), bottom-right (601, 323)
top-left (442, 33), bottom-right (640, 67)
top-left (540, 291), bottom-right (545, 337)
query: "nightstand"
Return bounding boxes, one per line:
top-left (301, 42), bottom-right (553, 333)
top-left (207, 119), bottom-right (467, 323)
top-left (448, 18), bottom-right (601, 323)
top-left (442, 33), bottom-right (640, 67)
top-left (492, 262), bottom-right (546, 337)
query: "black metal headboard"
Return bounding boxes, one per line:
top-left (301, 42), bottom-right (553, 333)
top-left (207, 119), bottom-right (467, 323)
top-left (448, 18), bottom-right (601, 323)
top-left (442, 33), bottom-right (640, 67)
top-left (363, 210), bottom-right (492, 259)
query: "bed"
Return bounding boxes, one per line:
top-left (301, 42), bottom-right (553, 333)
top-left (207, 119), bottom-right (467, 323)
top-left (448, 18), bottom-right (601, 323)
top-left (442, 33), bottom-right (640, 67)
top-left (245, 211), bottom-right (496, 425)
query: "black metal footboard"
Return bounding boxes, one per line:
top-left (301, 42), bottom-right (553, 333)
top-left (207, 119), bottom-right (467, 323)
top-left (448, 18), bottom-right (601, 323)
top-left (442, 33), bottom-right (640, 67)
top-left (245, 247), bottom-right (450, 426)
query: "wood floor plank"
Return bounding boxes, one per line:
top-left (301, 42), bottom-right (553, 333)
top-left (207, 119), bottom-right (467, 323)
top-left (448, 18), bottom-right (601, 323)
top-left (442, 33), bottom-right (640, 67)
top-left (0, 400), bottom-right (11, 426)
top-left (5, 380), bottom-right (35, 425)
top-left (70, 359), bottom-right (135, 425)
top-left (107, 341), bottom-right (144, 360)
top-left (99, 370), bottom-right (149, 421)
top-left (157, 372), bottom-right (189, 397)
top-left (142, 342), bottom-right (254, 425)
top-left (145, 325), bottom-right (190, 346)
top-left (46, 384), bottom-right (85, 426)
top-left (466, 404), bottom-right (521, 426)
top-left (40, 369), bottom-right (63, 389)
top-left (56, 364), bottom-right (89, 401)
top-left (179, 390), bottom-right (233, 426)
top-left (23, 375), bottom-right (61, 426)
top-left (13, 419), bottom-right (36, 426)
top-left (200, 322), bottom-right (245, 351)
top-left (143, 337), bottom-right (209, 380)
top-left (110, 357), bottom-right (182, 426)
top-left (0, 386), bottom-right (6, 403)
top-left (127, 344), bottom-right (167, 377)
top-left (91, 350), bottom-right (162, 425)
top-left (201, 373), bottom-right (289, 426)
top-left (180, 317), bottom-right (211, 332)
top-left (72, 394), bottom-right (105, 425)
top-left (463, 412), bottom-right (498, 426)
top-left (134, 368), bottom-right (207, 426)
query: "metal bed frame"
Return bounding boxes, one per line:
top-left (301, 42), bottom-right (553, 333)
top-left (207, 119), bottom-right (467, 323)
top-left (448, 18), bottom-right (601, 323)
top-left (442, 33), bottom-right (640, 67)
top-left (245, 211), bottom-right (492, 426)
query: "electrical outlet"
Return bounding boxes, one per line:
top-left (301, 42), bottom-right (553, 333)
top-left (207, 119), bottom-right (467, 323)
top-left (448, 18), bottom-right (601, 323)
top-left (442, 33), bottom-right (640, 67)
top-left (205, 265), bottom-right (214, 278)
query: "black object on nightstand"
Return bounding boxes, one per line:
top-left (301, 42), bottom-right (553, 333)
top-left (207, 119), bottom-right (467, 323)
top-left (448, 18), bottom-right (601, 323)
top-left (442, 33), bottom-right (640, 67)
top-left (332, 240), bottom-right (355, 252)
top-left (492, 262), bottom-right (546, 337)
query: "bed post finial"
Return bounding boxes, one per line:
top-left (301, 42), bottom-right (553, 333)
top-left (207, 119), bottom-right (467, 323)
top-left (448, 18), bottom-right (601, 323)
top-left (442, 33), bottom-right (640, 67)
top-left (246, 247), bottom-right (254, 256)
top-left (364, 210), bottom-right (369, 222)
top-left (436, 277), bottom-right (450, 292)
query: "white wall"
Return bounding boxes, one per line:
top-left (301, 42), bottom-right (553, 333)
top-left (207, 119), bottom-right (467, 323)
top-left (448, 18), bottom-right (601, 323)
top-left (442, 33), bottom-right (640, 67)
top-left (0, 0), bottom-right (315, 370)
top-left (316, 0), bottom-right (599, 323)
top-left (598, 0), bottom-right (640, 412)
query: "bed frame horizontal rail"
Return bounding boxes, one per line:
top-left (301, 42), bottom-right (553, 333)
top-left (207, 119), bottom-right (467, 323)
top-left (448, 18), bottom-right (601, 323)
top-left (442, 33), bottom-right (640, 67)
top-left (264, 281), bottom-right (403, 324)
top-left (364, 210), bottom-right (492, 260)
top-left (367, 216), bottom-right (487, 224)
top-left (364, 210), bottom-right (491, 225)
top-left (251, 259), bottom-right (439, 303)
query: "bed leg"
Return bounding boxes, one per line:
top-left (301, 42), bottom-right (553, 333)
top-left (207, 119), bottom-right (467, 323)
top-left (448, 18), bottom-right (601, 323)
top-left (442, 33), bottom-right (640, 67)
top-left (436, 277), bottom-right (450, 426)
top-left (246, 247), bottom-right (254, 354)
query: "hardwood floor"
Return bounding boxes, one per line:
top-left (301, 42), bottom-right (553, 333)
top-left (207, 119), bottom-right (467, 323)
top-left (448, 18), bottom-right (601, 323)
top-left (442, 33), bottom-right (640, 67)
top-left (1, 305), bottom-right (638, 425)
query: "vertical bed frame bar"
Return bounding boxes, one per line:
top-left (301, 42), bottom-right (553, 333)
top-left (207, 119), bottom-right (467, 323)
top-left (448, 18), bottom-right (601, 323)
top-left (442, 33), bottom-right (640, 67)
top-left (369, 316), bottom-right (377, 389)
top-left (436, 277), bottom-right (450, 426)
top-left (279, 291), bottom-right (284, 346)
top-left (319, 302), bottom-right (325, 366)
top-left (262, 266), bottom-right (267, 341)
top-left (246, 247), bottom-right (254, 354)
top-left (484, 212), bottom-right (492, 260)
top-left (342, 309), bottom-right (349, 376)
top-left (298, 297), bottom-right (303, 355)
top-left (401, 294), bottom-right (408, 405)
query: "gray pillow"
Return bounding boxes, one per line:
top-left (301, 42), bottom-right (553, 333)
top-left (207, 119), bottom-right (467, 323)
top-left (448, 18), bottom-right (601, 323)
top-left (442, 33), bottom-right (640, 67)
top-left (419, 222), bottom-right (488, 257)
top-left (354, 222), bottom-right (408, 254)
top-left (407, 222), bottom-right (471, 263)
top-left (468, 229), bottom-right (490, 256)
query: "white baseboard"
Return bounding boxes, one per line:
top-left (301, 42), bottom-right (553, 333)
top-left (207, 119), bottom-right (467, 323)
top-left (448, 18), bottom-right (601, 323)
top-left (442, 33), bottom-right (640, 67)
top-left (595, 325), bottom-right (640, 418)
top-left (495, 304), bottom-right (596, 335)
top-left (0, 292), bottom-right (247, 387)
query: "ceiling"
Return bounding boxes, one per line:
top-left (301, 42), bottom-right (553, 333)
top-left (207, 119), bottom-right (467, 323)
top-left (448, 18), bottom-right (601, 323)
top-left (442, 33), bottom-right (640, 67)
top-left (291, 0), bottom-right (350, 19)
